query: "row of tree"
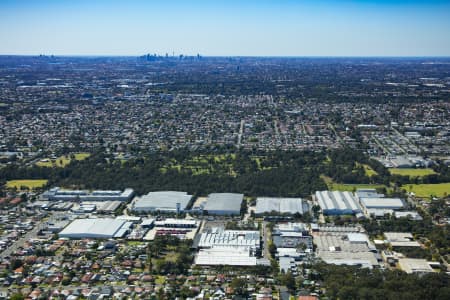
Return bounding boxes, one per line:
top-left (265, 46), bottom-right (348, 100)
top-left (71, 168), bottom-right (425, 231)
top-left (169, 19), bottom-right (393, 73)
top-left (312, 263), bottom-right (450, 300)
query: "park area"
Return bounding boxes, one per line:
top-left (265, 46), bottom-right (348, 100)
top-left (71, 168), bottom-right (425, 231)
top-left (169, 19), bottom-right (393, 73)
top-left (389, 168), bottom-right (436, 177)
top-left (321, 175), bottom-right (388, 192)
top-left (36, 153), bottom-right (90, 167)
top-left (159, 154), bottom-right (274, 176)
top-left (401, 183), bottom-right (450, 199)
top-left (5, 179), bottom-right (48, 190)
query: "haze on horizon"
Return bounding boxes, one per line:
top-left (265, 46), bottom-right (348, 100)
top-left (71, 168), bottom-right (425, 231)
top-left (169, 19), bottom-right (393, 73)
top-left (0, 0), bottom-right (449, 57)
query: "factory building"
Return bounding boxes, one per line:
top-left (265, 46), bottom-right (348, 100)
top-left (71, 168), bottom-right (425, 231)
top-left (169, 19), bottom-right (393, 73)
top-left (272, 223), bottom-right (313, 272)
top-left (115, 215), bottom-right (142, 223)
top-left (355, 189), bottom-right (384, 199)
top-left (272, 223), bottom-right (313, 250)
top-left (394, 211), bottom-right (422, 221)
top-left (313, 226), bottom-right (379, 268)
top-left (197, 228), bottom-right (260, 253)
top-left (359, 197), bottom-right (404, 210)
top-left (42, 187), bottom-right (134, 202)
top-left (141, 219), bottom-right (155, 228)
top-left (315, 191), bottom-right (362, 215)
top-left (96, 201), bottom-right (122, 213)
top-left (144, 218), bottom-right (199, 240)
top-left (194, 227), bottom-right (261, 266)
top-left (131, 191), bottom-right (192, 213)
top-left (355, 189), bottom-right (404, 217)
top-left (203, 193), bottom-right (243, 215)
top-left (195, 247), bottom-right (257, 266)
top-left (154, 218), bottom-right (197, 228)
top-left (384, 232), bottom-right (421, 247)
top-left (398, 258), bottom-right (434, 274)
top-left (59, 218), bottom-right (132, 239)
top-left (71, 203), bottom-right (96, 213)
top-left (255, 197), bottom-right (309, 215)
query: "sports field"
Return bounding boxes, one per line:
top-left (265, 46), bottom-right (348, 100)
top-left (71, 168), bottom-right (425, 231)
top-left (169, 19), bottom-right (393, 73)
top-left (389, 168), bottom-right (436, 177)
top-left (401, 183), bottom-right (450, 198)
top-left (6, 179), bottom-right (48, 190)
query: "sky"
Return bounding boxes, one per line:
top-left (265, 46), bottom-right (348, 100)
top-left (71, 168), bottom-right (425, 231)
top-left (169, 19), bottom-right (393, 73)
top-left (0, 0), bottom-right (449, 56)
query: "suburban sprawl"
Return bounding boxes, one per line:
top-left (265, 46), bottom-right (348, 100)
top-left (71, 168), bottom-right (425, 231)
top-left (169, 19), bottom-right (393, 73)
top-left (0, 56), bottom-right (449, 300)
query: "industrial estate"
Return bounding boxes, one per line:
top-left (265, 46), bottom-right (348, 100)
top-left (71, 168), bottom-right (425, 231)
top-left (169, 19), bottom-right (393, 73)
top-left (0, 56), bottom-right (449, 299)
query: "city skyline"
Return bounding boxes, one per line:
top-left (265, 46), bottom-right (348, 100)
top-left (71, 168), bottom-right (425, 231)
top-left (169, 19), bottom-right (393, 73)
top-left (0, 0), bottom-right (450, 56)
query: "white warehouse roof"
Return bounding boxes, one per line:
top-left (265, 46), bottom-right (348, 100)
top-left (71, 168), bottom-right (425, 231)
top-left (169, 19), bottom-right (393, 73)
top-left (398, 258), bottom-right (433, 274)
top-left (360, 197), bottom-right (404, 210)
top-left (59, 218), bottom-right (129, 239)
top-left (43, 187), bottom-right (134, 202)
top-left (355, 189), bottom-right (384, 199)
top-left (204, 193), bottom-right (243, 215)
top-left (132, 191), bottom-right (192, 212)
top-left (255, 197), bottom-right (306, 214)
top-left (198, 228), bottom-right (260, 251)
top-left (316, 191), bottom-right (361, 215)
top-left (195, 247), bottom-right (257, 266)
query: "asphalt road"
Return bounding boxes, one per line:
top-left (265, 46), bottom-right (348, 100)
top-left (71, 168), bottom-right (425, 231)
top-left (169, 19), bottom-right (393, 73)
top-left (0, 214), bottom-right (57, 259)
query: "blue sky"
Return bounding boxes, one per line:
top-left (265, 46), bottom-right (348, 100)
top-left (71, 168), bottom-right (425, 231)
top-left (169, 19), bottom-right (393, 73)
top-left (0, 0), bottom-right (449, 56)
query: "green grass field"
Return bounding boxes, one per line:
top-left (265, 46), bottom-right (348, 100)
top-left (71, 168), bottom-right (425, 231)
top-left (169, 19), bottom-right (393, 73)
top-left (36, 152), bottom-right (90, 168)
top-left (321, 175), bottom-right (387, 192)
top-left (389, 168), bottom-right (436, 177)
top-left (160, 154), bottom-right (241, 176)
top-left (164, 252), bottom-right (180, 262)
top-left (6, 179), bottom-right (48, 190)
top-left (74, 153), bottom-right (90, 160)
top-left (362, 164), bottom-right (378, 177)
top-left (401, 183), bottom-right (450, 198)
top-left (155, 275), bottom-right (166, 285)
top-left (330, 183), bottom-right (388, 192)
top-left (35, 159), bottom-right (55, 167)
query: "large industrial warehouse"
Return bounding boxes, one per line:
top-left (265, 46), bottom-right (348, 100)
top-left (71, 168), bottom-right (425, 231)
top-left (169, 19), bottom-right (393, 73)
top-left (313, 226), bottom-right (379, 268)
top-left (131, 191), bottom-right (192, 213)
top-left (359, 197), bottom-right (404, 210)
top-left (197, 228), bottom-right (260, 252)
top-left (42, 187), bottom-right (135, 202)
top-left (355, 189), bottom-right (405, 217)
top-left (195, 248), bottom-right (257, 266)
top-left (195, 228), bottom-right (261, 266)
top-left (315, 191), bottom-right (362, 215)
top-left (255, 197), bottom-right (308, 215)
top-left (59, 218), bottom-right (132, 239)
top-left (203, 193), bottom-right (243, 215)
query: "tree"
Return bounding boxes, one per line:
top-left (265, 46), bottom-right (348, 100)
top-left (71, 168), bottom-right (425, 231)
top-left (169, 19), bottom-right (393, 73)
top-left (10, 294), bottom-right (24, 300)
top-left (268, 242), bottom-right (277, 257)
top-left (230, 277), bottom-right (247, 295)
top-left (279, 271), bottom-right (296, 291)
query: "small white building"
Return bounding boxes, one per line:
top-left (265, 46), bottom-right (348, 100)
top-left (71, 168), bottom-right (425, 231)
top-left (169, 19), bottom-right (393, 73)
top-left (398, 258), bottom-right (433, 274)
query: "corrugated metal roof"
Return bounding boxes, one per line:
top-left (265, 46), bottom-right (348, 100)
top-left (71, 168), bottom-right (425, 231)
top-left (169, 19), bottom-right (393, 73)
top-left (316, 191), bottom-right (361, 214)
top-left (255, 197), bottom-right (305, 214)
top-left (132, 191), bottom-right (192, 211)
top-left (195, 247), bottom-right (257, 266)
top-left (204, 193), bottom-right (243, 212)
top-left (360, 197), bottom-right (404, 209)
top-left (59, 218), bottom-right (126, 238)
